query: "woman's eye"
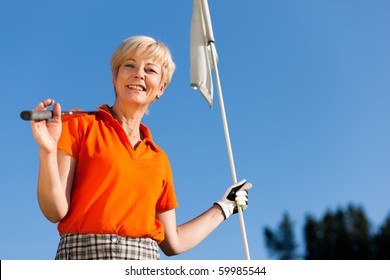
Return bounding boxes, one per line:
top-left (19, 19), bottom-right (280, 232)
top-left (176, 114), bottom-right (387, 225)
top-left (146, 68), bottom-right (158, 74)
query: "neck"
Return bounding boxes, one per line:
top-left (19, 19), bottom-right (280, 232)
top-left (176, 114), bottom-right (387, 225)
top-left (111, 103), bottom-right (144, 144)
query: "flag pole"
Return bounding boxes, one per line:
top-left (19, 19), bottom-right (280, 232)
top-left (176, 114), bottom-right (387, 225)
top-left (208, 42), bottom-right (251, 260)
top-left (196, 0), bottom-right (251, 259)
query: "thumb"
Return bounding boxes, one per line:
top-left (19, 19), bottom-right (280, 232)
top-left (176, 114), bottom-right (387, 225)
top-left (241, 182), bottom-right (252, 191)
top-left (52, 102), bottom-right (62, 122)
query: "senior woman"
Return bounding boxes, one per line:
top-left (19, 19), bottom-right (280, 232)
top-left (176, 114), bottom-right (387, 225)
top-left (31, 35), bottom-right (252, 260)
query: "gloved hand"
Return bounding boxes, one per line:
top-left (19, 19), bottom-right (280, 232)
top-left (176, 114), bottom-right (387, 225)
top-left (215, 179), bottom-right (252, 219)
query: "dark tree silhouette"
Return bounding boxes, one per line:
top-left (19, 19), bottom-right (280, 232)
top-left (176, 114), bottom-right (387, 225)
top-left (263, 204), bottom-right (390, 260)
top-left (304, 205), bottom-right (372, 259)
top-left (263, 212), bottom-right (298, 259)
top-left (372, 214), bottom-right (390, 259)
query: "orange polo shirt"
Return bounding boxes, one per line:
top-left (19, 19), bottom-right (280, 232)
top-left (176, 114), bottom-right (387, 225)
top-left (57, 104), bottom-right (178, 243)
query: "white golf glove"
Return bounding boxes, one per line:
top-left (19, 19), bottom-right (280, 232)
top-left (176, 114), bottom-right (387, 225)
top-left (215, 179), bottom-right (252, 219)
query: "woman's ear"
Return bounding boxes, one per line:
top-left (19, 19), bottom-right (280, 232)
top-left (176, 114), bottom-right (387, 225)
top-left (158, 82), bottom-right (167, 97)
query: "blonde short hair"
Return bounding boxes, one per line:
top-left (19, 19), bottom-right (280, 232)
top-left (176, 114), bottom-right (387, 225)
top-left (110, 36), bottom-right (176, 85)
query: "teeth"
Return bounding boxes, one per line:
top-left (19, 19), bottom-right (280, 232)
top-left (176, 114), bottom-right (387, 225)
top-left (127, 85), bottom-right (144, 91)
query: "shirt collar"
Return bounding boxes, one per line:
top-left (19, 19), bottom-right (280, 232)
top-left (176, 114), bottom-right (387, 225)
top-left (97, 104), bottom-right (160, 152)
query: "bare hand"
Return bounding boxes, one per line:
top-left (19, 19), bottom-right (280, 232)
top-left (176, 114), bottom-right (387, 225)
top-left (31, 99), bottom-right (62, 153)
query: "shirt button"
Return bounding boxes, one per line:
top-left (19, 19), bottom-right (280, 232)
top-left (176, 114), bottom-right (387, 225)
top-left (111, 235), bottom-right (119, 243)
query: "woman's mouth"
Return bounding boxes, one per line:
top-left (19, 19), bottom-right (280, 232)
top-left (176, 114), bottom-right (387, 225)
top-left (127, 85), bottom-right (145, 91)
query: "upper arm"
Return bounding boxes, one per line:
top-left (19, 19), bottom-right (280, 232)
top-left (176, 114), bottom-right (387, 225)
top-left (156, 209), bottom-right (179, 256)
top-left (57, 149), bottom-right (77, 210)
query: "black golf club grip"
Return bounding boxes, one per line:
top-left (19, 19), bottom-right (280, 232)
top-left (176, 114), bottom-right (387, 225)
top-left (20, 110), bottom-right (53, 121)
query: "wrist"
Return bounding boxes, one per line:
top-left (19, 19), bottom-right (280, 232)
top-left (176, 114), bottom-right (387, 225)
top-left (213, 202), bottom-right (227, 220)
top-left (38, 148), bottom-right (57, 159)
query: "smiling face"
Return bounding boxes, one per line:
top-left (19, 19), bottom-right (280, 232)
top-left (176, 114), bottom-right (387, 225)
top-left (110, 36), bottom-right (175, 114)
top-left (111, 36), bottom-right (176, 89)
top-left (113, 56), bottom-right (167, 109)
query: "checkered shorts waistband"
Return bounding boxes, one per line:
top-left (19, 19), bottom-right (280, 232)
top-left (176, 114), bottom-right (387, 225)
top-left (55, 233), bottom-right (160, 260)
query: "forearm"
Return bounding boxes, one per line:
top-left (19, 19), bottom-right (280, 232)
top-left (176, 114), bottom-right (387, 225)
top-left (37, 150), bottom-right (68, 223)
top-left (160, 204), bottom-right (225, 256)
top-left (178, 204), bottom-right (225, 250)
top-left (159, 180), bottom-right (252, 256)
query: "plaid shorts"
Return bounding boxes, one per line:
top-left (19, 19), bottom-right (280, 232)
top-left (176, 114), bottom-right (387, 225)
top-left (55, 233), bottom-right (160, 260)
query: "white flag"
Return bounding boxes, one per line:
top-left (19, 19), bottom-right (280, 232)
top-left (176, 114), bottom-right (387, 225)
top-left (190, 0), bottom-right (217, 108)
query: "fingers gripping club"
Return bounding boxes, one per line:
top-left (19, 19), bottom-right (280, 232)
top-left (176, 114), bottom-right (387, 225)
top-left (216, 179), bottom-right (252, 220)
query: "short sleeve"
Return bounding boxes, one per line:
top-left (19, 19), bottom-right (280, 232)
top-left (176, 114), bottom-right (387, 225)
top-left (57, 115), bottom-right (82, 158)
top-left (155, 152), bottom-right (178, 211)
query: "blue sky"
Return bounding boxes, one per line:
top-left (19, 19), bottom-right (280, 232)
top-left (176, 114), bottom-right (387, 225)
top-left (1, 0), bottom-right (389, 260)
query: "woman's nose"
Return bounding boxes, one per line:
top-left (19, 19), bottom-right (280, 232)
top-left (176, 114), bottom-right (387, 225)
top-left (133, 67), bottom-right (145, 79)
